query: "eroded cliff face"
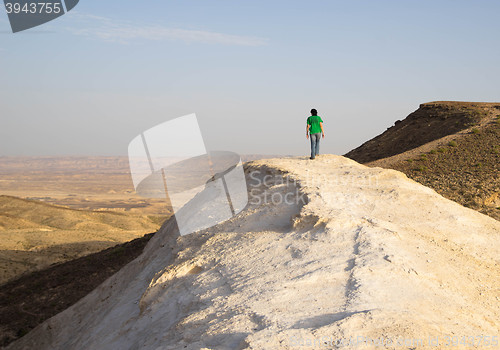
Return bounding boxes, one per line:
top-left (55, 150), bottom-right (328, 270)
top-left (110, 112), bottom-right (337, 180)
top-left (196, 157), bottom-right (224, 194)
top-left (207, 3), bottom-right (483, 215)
top-left (345, 101), bottom-right (500, 164)
top-left (9, 155), bottom-right (500, 350)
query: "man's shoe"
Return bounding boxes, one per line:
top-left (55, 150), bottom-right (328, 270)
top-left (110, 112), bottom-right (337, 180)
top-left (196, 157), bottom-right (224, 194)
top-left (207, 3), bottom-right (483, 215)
top-left (310, 156), bottom-right (315, 160)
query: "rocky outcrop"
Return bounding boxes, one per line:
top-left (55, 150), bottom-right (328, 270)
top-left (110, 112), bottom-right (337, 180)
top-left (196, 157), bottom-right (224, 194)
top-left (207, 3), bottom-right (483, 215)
top-left (345, 101), bottom-right (500, 164)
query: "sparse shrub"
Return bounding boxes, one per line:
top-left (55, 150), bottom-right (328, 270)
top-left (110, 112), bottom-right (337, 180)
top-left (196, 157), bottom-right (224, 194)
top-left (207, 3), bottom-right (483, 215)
top-left (429, 150), bottom-right (437, 154)
top-left (448, 141), bottom-right (457, 147)
top-left (437, 148), bottom-right (446, 153)
top-left (475, 162), bottom-right (483, 168)
top-left (467, 110), bottom-right (487, 119)
top-left (16, 328), bottom-right (28, 338)
top-left (406, 159), bottom-right (413, 163)
top-left (471, 128), bottom-right (480, 134)
top-left (414, 166), bottom-right (427, 172)
top-left (110, 246), bottom-right (126, 256)
top-left (420, 154), bottom-right (428, 161)
top-left (147, 215), bottom-right (168, 225)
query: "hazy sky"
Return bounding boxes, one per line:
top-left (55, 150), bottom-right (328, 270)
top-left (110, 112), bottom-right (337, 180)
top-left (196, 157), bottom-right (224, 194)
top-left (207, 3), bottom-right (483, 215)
top-left (1, 0), bottom-right (499, 156)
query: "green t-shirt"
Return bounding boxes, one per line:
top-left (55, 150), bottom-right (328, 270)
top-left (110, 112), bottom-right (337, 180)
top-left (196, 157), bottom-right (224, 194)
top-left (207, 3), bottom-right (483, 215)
top-left (307, 115), bottom-right (323, 134)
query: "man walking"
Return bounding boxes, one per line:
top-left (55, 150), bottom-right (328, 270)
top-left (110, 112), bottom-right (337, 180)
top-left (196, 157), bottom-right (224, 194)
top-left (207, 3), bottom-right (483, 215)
top-left (306, 108), bottom-right (325, 159)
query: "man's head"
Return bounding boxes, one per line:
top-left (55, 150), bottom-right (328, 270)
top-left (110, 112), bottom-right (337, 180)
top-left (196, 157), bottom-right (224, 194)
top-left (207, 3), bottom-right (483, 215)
top-left (310, 109), bottom-right (317, 116)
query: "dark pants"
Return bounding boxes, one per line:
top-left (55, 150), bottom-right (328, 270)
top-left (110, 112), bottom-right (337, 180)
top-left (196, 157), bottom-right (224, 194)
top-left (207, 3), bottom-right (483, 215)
top-left (310, 133), bottom-right (321, 158)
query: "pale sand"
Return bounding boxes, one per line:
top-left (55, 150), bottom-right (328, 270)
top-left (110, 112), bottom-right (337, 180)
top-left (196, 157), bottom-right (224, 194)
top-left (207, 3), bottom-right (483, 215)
top-left (8, 155), bottom-right (499, 350)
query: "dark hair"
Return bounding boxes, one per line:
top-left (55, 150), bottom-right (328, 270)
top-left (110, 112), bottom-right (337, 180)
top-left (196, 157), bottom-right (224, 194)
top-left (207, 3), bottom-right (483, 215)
top-left (310, 109), bottom-right (317, 116)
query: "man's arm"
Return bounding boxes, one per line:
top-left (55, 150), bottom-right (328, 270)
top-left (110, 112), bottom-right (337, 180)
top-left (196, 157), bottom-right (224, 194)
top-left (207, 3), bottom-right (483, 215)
top-left (306, 124), bottom-right (310, 139)
top-left (320, 122), bottom-right (325, 138)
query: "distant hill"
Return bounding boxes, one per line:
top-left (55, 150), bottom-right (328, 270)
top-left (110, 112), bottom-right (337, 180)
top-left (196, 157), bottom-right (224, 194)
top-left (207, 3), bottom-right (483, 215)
top-left (0, 195), bottom-right (160, 284)
top-left (345, 101), bottom-right (499, 163)
top-left (0, 195), bottom-right (159, 232)
top-left (345, 101), bottom-right (500, 220)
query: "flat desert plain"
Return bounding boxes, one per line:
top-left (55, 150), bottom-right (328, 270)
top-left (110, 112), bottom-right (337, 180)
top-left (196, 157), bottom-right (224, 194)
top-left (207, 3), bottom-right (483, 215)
top-left (0, 156), bottom-right (170, 284)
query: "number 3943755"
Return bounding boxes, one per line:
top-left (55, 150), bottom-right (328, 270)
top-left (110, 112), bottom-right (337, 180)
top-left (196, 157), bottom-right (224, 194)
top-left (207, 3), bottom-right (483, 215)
top-left (5, 2), bottom-right (62, 14)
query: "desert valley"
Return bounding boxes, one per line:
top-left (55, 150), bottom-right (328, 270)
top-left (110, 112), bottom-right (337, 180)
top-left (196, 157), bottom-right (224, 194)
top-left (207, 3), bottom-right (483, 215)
top-left (0, 102), bottom-right (499, 349)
